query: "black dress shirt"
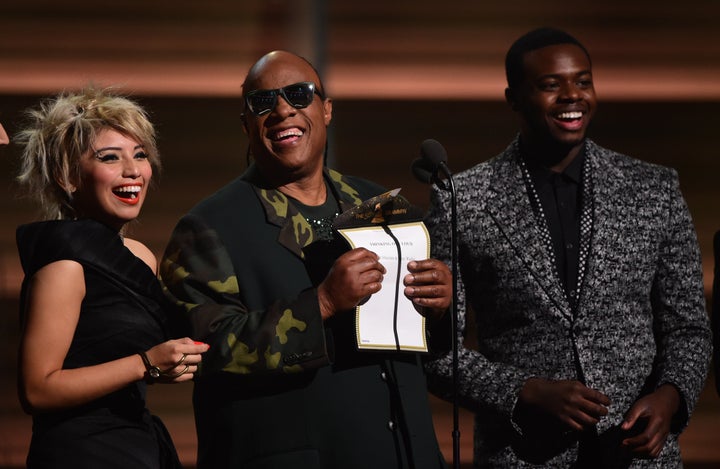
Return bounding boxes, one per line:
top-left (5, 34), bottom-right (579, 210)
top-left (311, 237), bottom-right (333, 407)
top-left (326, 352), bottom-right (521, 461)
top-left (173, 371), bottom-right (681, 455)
top-left (525, 149), bottom-right (585, 301)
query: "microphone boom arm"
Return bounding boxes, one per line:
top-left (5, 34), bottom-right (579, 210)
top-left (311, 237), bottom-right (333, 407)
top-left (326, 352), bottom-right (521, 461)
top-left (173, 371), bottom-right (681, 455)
top-left (411, 139), bottom-right (460, 468)
top-left (436, 162), bottom-right (460, 469)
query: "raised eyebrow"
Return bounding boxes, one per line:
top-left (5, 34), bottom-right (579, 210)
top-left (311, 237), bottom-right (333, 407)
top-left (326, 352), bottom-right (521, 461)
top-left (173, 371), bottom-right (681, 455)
top-left (534, 73), bottom-right (562, 81)
top-left (535, 70), bottom-right (593, 82)
top-left (94, 144), bottom-right (145, 154)
top-left (543, 67), bottom-right (592, 76)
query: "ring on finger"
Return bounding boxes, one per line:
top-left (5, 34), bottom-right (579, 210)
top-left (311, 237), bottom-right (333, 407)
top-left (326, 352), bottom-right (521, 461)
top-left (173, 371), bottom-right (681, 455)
top-left (175, 353), bottom-right (187, 367)
top-left (160, 353), bottom-right (187, 374)
top-left (161, 365), bottom-right (190, 379)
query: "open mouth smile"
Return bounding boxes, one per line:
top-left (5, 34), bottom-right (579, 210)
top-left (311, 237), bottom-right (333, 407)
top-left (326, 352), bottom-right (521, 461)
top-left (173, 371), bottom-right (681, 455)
top-left (112, 185), bottom-right (142, 204)
top-left (270, 127), bottom-right (304, 142)
top-left (556, 111), bottom-right (583, 120)
top-left (553, 111), bottom-right (585, 131)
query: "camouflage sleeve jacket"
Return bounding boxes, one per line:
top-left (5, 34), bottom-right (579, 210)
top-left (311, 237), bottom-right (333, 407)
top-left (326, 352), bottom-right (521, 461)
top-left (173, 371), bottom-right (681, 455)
top-left (160, 166), bottom-right (387, 376)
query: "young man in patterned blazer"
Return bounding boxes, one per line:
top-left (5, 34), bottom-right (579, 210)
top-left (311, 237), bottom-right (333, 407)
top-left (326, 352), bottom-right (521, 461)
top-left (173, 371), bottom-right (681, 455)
top-left (424, 28), bottom-right (711, 468)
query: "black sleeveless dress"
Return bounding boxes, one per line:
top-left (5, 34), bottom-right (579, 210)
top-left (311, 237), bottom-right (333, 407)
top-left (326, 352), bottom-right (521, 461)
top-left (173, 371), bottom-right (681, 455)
top-left (16, 219), bottom-right (182, 469)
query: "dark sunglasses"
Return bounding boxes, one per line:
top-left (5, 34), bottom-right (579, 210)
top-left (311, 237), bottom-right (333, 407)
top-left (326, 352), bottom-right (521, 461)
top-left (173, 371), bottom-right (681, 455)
top-left (245, 81), bottom-right (324, 116)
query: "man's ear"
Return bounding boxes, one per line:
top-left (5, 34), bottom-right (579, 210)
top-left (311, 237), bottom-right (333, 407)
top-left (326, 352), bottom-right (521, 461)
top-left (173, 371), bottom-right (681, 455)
top-left (0, 123), bottom-right (9, 145)
top-left (323, 98), bottom-right (333, 126)
top-left (240, 113), bottom-right (248, 134)
top-left (505, 87), bottom-right (520, 111)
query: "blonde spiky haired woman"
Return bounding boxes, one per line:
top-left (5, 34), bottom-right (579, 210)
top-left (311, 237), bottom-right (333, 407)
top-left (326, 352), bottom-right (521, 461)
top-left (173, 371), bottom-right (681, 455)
top-left (15, 86), bottom-right (208, 469)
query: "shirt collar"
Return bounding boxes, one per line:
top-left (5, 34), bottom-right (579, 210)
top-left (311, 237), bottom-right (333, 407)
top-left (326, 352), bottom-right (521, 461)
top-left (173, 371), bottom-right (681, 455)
top-left (521, 142), bottom-right (586, 186)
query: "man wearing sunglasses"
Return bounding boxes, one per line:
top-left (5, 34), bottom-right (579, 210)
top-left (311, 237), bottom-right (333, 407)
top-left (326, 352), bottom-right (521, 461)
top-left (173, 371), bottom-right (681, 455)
top-left (160, 50), bottom-right (452, 469)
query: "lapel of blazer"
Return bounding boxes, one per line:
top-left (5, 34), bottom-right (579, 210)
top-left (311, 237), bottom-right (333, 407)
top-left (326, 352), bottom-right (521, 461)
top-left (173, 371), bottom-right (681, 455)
top-left (246, 165), bottom-right (365, 260)
top-left (574, 140), bottom-right (623, 317)
top-left (484, 141), bottom-right (573, 321)
top-left (243, 164), bottom-right (312, 259)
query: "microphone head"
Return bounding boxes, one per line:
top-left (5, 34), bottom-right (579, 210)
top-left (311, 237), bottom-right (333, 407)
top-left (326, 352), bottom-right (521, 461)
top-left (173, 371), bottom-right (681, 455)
top-left (411, 156), bottom-right (449, 190)
top-left (420, 139), bottom-right (448, 167)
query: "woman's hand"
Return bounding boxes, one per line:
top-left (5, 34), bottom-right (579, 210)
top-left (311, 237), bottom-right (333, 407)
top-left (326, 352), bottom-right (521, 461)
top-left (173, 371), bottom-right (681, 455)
top-left (141, 338), bottom-right (210, 383)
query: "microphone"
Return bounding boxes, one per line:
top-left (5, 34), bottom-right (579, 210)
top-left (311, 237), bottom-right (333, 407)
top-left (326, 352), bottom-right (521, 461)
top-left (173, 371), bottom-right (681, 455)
top-left (412, 139), bottom-right (450, 189)
top-left (420, 138), bottom-right (448, 168)
top-left (411, 138), bottom-right (461, 469)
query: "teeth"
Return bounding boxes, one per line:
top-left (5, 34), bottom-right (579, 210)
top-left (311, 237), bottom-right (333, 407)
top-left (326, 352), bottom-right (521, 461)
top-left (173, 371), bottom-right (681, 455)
top-left (557, 111), bottom-right (582, 119)
top-left (274, 128), bottom-right (303, 140)
top-left (115, 186), bottom-right (141, 193)
top-left (114, 186), bottom-right (141, 199)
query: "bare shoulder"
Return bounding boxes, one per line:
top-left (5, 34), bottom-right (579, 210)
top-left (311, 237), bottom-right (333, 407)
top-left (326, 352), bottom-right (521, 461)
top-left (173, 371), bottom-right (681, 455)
top-left (33, 260), bottom-right (85, 287)
top-left (26, 260), bottom-right (86, 320)
top-left (123, 238), bottom-right (158, 274)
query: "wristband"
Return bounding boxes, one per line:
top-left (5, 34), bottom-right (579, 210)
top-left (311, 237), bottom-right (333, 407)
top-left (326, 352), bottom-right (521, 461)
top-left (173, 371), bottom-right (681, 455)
top-left (138, 351), bottom-right (161, 379)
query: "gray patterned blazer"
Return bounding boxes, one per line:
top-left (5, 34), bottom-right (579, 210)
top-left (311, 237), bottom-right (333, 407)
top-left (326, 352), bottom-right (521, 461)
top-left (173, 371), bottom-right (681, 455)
top-left (424, 137), bottom-right (711, 467)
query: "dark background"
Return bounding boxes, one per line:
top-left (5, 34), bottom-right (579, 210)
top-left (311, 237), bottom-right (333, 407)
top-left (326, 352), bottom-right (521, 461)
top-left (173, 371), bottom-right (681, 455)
top-left (1, 1), bottom-right (719, 466)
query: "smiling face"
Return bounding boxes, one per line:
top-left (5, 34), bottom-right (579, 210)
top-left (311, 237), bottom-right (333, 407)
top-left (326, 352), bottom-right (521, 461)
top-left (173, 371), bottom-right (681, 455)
top-left (506, 43), bottom-right (596, 160)
top-left (71, 128), bottom-right (152, 231)
top-left (242, 51), bottom-right (332, 185)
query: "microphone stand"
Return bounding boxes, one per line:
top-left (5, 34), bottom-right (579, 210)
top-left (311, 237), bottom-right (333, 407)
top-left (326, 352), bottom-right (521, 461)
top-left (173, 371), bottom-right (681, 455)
top-left (435, 162), bottom-right (460, 469)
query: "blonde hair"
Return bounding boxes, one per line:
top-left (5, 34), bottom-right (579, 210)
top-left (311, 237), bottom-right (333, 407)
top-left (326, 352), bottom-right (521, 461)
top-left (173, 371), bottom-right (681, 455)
top-left (16, 86), bottom-right (160, 220)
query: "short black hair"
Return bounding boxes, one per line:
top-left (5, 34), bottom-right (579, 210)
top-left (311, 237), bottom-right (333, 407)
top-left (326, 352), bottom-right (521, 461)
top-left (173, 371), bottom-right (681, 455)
top-left (505, 28), bottom-right (591, 89)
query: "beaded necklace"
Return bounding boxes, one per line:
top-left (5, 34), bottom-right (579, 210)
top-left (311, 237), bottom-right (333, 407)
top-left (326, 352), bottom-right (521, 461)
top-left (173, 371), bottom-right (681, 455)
top-left (287, 184), bottom-right (340, 242)
top-left (518, 154), bottom-right (594, 308)
top-left (304, 211), bottom-right (340, 241)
